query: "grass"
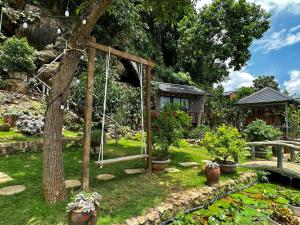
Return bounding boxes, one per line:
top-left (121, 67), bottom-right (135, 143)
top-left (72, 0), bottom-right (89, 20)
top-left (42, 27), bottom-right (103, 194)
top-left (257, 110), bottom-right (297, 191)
top-left (0, 139), bottom-right (246, 225)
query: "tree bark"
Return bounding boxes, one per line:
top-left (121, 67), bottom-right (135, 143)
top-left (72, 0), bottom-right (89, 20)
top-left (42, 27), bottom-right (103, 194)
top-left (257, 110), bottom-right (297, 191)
top-left (43, 0), bottom-right (112, 204)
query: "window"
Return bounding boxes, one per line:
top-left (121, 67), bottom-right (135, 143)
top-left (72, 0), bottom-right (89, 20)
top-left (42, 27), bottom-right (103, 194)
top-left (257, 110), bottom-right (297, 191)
top-left (160, 96), bottom-right (190, 111)
top-left (160, 96), bottom-right (171, 108)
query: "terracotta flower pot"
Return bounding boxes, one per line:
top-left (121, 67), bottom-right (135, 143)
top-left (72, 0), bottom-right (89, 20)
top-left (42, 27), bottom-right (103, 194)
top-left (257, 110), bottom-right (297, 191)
top-left (152, 157), bottom-right (170, 172)
top-left (205, 165), bottom-right (220, 186)
top-left (68, 208), bottom-right (98, 225)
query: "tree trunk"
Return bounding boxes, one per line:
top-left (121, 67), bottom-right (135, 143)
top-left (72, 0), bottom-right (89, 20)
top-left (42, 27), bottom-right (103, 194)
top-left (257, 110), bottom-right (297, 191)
top-left (43, 0), bottom-right (112, 204)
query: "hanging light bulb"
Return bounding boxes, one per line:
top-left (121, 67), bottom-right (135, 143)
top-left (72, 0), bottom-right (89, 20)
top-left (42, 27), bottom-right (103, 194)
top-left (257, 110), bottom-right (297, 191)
top-left (80, 55), bottom-right (84, 60)
top-left (57, 28), bottom-right (62, 35)
top-left (22, 22), bottom-right (28, 29)
top-left (76, 79), bottom-right (80, 84)
top-left (61, 105), bottom-right (65, 110)
top-left (82, 19), bottom-right (87, 25)
top-left (65, 7), bottom-right (70, 17)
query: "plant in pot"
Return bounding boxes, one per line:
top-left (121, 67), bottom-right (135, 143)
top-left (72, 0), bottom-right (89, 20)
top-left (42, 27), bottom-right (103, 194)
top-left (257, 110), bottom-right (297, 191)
top-left (204, 161), bottom-right (220, 186)
top-left (67, 192), bottom-right (102, 225)
top-left (152, 103), bottom-right (191, 172)
top-left (243, 119), bottom-right (281, 158)
top-left (0, 37), bottom-right (36, 81)
top-left (288, 194), bottom-right (300, 217)
top-left (268, 205), bottom-right (299, 225)
top-left (201, 124), bottom-right (246, 174)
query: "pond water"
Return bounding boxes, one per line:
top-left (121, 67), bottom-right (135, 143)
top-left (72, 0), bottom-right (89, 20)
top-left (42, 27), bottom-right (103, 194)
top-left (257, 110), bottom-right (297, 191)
top-left (171, 183), bottom-right (300, 225)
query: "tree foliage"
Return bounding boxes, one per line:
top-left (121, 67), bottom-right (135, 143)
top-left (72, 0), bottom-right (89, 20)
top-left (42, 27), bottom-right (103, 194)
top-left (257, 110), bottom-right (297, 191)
top-left (177, 0), bottom-right (270, 86)
top-left (253, 75), bottom-right (279, 91)
top-left (235, 86), bottom-right (255, 100)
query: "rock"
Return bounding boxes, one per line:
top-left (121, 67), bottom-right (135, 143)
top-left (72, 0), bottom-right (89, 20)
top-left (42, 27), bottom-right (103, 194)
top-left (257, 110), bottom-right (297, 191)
top-left (0, 185), bottom-right (26, 195)
top-left (179, 162), bottom-right (200, 167)
top-left (145, 209), bottom-right (160, 222)
top-left (5, 79), bottom-right (28, 94)
top-left (165, 167), bottom-right (179, 173)
top-left (36, 62), bottom-right (59, 86)
top-left (36, 50), bottom-right (57, 66)
top-left (7, 0), bottom-right (26, 9)
top-left (125, 218), bottom-right (139, 225)
top-left (1, 6), bottom-right (20, 36)
top-left (136, 216), bottom-right (146, 224)
top-left (96, 174), bottom-right (115, 181)
top-left (0, 172), bottom-right (14, 184)
top-left (44, 44), bottom-right (54, 50)
top-left (124, 168), bottom-right (146, 175)
top-left (65, 179), bottom-right (81, 189)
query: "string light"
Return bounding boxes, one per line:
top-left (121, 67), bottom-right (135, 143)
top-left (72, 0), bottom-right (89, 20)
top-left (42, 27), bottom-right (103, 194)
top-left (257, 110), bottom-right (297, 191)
top-left (22, 22), bottom-right (28, 29)
top-left (82, 19), bottom-right (87, 25)
top-left (65, 7), bottom-right (70, 17)
top-left (57, 28), bottom-right (62, 35)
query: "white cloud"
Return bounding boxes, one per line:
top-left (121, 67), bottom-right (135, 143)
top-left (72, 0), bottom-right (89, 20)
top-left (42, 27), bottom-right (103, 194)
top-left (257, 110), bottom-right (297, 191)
top-left (283, 70), bottom-right (300, 97)
top-left (220, 70), bottom-right (255, 92)
top-left (254, 24), bottom-right (300, 52)
top-left (196, 0), bottom-right (300, 14)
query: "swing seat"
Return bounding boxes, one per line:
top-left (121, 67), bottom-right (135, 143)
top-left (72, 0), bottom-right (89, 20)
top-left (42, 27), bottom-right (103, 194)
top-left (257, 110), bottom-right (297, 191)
top-left (96, 154), bottom-right (148, 166)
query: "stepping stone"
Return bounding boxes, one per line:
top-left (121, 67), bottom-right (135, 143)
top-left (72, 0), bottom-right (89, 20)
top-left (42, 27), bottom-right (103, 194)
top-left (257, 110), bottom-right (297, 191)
top-left (124, 168), bottom-right (146, 175)
top-left (0, 185), bottom-right (26, 196)
top-left (179, 162), bottom-right (200, 167)
top-left (65, 179), bottom-right (81, 189)
top-left (0, 172), bottom-right (13, 184)
top-left (165, 167), bottom-right (180, 173)
top-left (97, 174), bottom-right (115, 181)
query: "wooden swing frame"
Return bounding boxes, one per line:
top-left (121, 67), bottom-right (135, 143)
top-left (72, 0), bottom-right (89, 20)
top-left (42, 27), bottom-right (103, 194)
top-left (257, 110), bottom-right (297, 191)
top-left (81, 37), bottom-right (154, 190)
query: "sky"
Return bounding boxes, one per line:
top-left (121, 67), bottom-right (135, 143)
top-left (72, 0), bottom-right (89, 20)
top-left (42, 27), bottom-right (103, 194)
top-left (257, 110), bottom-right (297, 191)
top-left (196, 0), bottom-right (300, 97)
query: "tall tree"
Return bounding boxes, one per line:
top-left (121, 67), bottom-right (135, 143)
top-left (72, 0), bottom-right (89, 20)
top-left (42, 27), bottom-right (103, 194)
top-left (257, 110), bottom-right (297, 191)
top-left (252, 75), bottom-right (279, 91)
top-left (177, 0), bottom-right (270, 86)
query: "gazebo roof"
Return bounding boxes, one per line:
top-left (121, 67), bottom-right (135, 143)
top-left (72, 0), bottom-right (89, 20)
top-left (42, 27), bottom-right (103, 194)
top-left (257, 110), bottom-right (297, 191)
top-left (157, 82), bottom-right (208, 96)
top-left (236, 87), bottom-right (299, 105)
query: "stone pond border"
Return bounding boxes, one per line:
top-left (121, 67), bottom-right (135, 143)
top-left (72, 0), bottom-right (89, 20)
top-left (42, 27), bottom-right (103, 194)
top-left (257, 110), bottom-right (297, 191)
top-left (116, 172), bottom-right (256, 225)
top-left (0, 138), bottom-right (81, 156)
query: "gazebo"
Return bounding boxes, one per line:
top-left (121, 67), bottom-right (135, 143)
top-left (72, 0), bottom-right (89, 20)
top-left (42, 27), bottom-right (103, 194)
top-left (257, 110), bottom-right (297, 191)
top-left (236, 87), bottom-right (300, 137)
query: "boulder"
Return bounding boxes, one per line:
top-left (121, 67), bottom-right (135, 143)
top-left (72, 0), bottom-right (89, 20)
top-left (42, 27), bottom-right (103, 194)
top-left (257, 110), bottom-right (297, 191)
top-left (96, 174), bottom-right (115, 181)
top-left (37, 62), bottom-right (59, 86)
top-left (1, 6), bottom-right (20, 36)
top-left (36, 50), bottom-right (56, 66)
top-left (65, 179), bottom-right (81, 189)
top-left (5, 79), bottom-right (28, 94)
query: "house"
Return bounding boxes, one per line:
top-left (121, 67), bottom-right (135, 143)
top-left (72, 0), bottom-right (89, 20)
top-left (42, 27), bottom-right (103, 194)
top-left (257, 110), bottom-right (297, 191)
top-left (155, 82), bottom-right (210, 125)
top-left (223, 91), bottom-right (237, 100)
top-left (236, 87), bottom-right (300, 137)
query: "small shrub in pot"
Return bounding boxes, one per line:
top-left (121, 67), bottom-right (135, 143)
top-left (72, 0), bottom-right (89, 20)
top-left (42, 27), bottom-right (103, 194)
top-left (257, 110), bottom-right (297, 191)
top-left (201, 124), bottom-right (246, 173)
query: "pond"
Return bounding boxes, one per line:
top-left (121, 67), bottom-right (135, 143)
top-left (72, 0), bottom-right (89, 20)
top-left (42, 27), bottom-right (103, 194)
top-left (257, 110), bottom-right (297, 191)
top-left (171, 183), bottom-right (300, 225)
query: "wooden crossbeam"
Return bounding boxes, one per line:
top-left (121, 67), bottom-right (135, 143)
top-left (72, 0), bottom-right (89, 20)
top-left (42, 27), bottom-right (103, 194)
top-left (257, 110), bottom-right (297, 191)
top-left (96, 155), bottom-right (148, 166)
top-left (86, 40), bottom-right (155, 68)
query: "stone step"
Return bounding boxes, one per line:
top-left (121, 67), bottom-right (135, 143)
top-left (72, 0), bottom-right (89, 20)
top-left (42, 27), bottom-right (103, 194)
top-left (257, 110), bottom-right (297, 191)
top-left (0, 185), bottom-right (26, 196)
top-left (0, 172), bottom-right (14, 184)
top-left (124, 168), bottom-right (146, 175)
top-left (97, 174), bottom-right (115, 181)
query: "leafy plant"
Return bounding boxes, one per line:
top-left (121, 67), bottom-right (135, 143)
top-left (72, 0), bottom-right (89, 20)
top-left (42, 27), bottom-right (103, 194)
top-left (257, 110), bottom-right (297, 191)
top-left (66, 192), bottom-right (102, 213)
top-left (243, 119), bottom-right (282, 141)
top-left (256, 170), bottom-right (270, 183)
top-left (201, 124), bottom-right (247, 163)
top-left (188, 124), bottom-right (211, 140)
top-left (152, 103), bottom-right (191, 158)
top-left (288, 193), bottom-right (300, 207)
top-left (0, 37), bottom-right (36, 74)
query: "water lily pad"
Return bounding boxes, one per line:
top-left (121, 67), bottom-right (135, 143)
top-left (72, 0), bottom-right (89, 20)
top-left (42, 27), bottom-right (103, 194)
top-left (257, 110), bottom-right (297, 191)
top-left (274, 197), bottom-right (289, 204)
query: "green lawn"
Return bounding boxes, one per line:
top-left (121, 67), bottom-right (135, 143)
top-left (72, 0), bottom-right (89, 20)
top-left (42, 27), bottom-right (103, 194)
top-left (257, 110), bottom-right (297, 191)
top-left (0, 139), bottom-right (246, 225)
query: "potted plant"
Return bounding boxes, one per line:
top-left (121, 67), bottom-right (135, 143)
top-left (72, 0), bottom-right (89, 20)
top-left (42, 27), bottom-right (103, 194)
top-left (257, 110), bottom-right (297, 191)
top-left (204, 161), bottom-right (220, 186)
top-left (0, 37), bottom-right (36, 81)
top-left (288, 194), bottom-right (300, 217)
top-left (268, 205), bottom-right (299, 225)
top-left (202, 124), bottom-right (246, 173)
top-left (243, 120), bottom-right (281, 158)
top-left (67, 192), bottom-right (102, 225)
top-left (152, 103), bottom-right (191, 172)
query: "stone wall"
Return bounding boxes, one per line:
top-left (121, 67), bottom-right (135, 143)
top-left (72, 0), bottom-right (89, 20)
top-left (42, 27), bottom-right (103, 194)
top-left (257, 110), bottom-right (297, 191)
top-left (117, 172), bottom-right (256, 225)
top-left (0, 138), bottom-right (81, 156)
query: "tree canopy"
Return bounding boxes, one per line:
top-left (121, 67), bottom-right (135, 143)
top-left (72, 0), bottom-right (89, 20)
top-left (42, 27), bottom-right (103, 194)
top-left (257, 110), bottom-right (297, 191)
top-left (253, 75), bottom-right (280, 91)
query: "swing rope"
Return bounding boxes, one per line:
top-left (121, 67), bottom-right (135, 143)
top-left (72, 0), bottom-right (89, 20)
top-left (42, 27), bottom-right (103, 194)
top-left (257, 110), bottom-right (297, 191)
top-left (98, 47), bottom-right (111, 166)
top-left (97, 52), bottom-right (147, 167)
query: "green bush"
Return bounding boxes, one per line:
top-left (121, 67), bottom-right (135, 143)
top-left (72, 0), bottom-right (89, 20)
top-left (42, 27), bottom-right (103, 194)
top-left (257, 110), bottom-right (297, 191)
top-left (152, 103), bottom-right (191, 158)
top-left (243, 119), bottom-right (281, 141)
top-left (0, 79), bottom-right (12, 90)
top-left (188, 124), bottom-right (210, 140)
top-left (201, 124), bottom-right (246, 163)
top-left (0, 37), bottom-right (36, 73)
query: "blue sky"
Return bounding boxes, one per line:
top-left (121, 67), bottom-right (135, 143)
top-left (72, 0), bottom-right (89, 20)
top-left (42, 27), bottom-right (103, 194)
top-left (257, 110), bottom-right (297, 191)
top-left (197, 0), bottom-right (300, 96)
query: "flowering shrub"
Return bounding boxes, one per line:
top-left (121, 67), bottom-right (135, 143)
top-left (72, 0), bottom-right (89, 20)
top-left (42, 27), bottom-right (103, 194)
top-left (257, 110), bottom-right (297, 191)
top-left (66, 192), bottom-right (102, 213)
top-left (201, 124), bottom-right (246, 163)
top-left (152, 103), bottom-right (191, 158)
top-left (16, 115), bottom-right (44, 135)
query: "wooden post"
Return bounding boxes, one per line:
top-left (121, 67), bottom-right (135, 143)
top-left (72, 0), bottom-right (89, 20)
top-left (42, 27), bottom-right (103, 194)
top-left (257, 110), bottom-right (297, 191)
top-left (277, 146), bottom-right (283, 170)
top-left (290, 149), bottom-right (296, 162)
top-left (285, 102), bottom-right (289, 138)
top-left (251, 146), bottom-right (255, 160)
top-left (146, 66), bottom-right (152, 175)
top-left (82, 37), bottom-right (96, 191)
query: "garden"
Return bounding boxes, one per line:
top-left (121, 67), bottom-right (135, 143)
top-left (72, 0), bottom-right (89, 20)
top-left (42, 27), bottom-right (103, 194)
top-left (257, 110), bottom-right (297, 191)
top-left (1, 0), bottom-right (300, 225)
